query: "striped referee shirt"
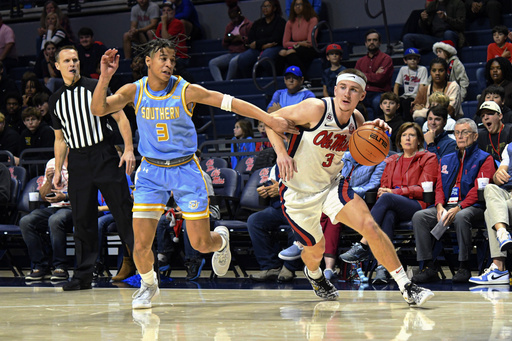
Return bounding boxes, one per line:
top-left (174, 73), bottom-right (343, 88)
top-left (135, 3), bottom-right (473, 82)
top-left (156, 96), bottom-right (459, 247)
top-left (49, 77), bottom-right (113, 149)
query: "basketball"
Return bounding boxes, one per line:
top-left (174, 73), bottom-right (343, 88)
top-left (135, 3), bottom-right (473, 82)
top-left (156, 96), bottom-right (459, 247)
top-left (349, 125), bottom-right (390, 166)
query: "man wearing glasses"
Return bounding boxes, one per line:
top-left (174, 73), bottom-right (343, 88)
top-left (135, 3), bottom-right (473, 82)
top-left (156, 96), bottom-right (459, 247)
top-left (411, 118), bottom-right (496, 284)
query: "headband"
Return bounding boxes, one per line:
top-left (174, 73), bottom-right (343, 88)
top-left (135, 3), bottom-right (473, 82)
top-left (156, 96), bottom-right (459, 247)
top-left (336, 73), bottom-right (366, 90)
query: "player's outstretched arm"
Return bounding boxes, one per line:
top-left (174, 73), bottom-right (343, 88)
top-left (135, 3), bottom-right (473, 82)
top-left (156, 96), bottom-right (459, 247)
top-left (185, 84), bottom-right (299, 135)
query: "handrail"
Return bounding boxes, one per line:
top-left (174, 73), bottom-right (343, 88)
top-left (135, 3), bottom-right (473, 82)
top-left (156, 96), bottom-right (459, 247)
top-left (364, 0), bottom-right (393, 55)
top-left (0, 150), bottom-right (15, 166)
top-left (252, 57), bottom-right (278, 93)
top-left (311, 20), bottom-right (333, 54)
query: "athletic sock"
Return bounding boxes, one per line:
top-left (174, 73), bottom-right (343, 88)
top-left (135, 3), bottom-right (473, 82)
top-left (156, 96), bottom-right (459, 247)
top-left (140, 269), bottom-right (156, 286)
top-left (218, 233), bottom-right (227, 252)
top-left (307, 267), bottom-right (322, 279)
top-left (390, 266), bottom-right (409, 292)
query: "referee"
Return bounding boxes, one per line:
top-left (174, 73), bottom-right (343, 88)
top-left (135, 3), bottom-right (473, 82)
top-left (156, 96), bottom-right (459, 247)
top-left (49, 46), bottom-right (135, 291)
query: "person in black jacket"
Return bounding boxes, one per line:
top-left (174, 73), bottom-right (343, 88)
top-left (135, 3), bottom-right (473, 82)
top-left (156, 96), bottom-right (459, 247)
top-left (236, 0), bottom-right (286, 78)
top-left (0, 112), bottom-right (23, 165)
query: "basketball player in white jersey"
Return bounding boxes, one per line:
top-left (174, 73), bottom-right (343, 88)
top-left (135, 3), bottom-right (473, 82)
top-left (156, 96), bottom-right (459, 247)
top-left (266, 68), bottom-right (434, 307)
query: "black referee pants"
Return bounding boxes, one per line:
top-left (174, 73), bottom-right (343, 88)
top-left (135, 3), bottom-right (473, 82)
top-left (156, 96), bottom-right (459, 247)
top-left (68, 141), bottom-right (134, 284)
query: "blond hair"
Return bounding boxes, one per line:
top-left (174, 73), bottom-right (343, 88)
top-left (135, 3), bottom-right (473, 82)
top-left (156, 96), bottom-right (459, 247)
top-left (428, 92), bottom-right (449, 108)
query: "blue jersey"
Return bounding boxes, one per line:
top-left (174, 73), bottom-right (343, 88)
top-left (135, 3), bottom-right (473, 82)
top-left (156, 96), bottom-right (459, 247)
top-left (134, 76), bottom-right (197, 160)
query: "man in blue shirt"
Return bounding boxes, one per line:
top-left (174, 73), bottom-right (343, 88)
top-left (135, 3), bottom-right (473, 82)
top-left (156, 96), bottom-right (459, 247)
top-left (267, 66), bottom-right (315, 113)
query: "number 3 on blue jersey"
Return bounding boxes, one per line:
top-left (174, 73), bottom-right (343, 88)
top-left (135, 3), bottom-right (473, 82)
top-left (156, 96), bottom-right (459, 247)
top-left (156, 123), bottom-right (169, 142)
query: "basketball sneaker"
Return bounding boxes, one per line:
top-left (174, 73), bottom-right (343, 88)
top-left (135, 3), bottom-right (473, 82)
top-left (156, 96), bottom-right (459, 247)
top-left (303, 266), bottom-right (339, 300)
top-left (497, 228), bottom-right (512, 252)
top-left (339, 242), bottom-right (370, 263)
top-left (132, 274), bottom-right (160, 309)
top-left (212, 226), bottom-right (231, 276)
top-left (401, 282), bottom-right (434, 307)
top-left (469, 263), bottom-right (510, 285)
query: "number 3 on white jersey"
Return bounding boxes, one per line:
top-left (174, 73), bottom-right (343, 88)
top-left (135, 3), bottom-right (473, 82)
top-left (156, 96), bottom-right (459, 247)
top-left (156, 123), bottom-right (169, 142)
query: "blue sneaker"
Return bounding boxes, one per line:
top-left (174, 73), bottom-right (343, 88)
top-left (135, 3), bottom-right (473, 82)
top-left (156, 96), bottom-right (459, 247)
top-left (497, 229), bottom-right (512, 252)
top-left (279, 242), bottom-right (303, 261)
top-left (185, 258), bottom-right (205, 281)
top-left (469, 263), bottom-right (509, 285)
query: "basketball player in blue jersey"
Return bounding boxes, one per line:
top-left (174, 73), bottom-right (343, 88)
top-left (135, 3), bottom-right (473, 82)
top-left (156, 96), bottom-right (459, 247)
top-left (91, 39), bottom-right (298, 309)
top-left (265, 68), bottom-right (434, 307)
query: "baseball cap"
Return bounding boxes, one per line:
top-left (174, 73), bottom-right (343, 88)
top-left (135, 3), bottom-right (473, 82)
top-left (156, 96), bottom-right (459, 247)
top-left (162, 0), bottom-right (176, 9)
top-left (284, 66), bottom-right (303, 78)
top-left (477, 100), bottom-right (502, 116)
top-left (326, 44), bottom-right (343, 54)
top-left (404, 47), bottom-right (420, 58)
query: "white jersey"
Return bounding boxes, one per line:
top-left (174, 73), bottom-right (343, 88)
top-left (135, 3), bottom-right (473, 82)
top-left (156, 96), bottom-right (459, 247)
top-left (284, 98), bottom-right (358, 193)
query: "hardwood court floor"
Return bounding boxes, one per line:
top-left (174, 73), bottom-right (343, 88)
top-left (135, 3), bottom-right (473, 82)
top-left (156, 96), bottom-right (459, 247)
top-left (0, 276), bottom-right (511, 340)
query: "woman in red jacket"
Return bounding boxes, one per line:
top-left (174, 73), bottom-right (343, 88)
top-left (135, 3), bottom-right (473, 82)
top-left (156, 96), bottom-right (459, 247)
top-left (340, 122), bottom-right (439, 283)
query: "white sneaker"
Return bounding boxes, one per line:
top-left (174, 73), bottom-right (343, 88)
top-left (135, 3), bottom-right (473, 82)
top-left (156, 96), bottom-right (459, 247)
top-left (469, 263), bottom-right (510, 285)
top-left (132, 274), bottom-right (160, 309)
top-left (212, 226), bottom-right (231, 276)
top-left (401, 282), bottom-right (435, 307)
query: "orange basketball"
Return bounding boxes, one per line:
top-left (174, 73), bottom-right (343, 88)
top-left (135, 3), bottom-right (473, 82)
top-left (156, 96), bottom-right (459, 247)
top-left (349, 125), bottom-right (390, 166)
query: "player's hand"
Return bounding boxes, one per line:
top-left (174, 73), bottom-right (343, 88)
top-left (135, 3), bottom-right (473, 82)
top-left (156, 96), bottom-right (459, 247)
top-left (364, 118), bottom-right (392, 136)
top-left (119, 149), bottom-right (136, 175)
top-left (494, 168), bottom-right (511, 185)
top-left (267, 116), bottom-right (299, 137)
top-left (277, 153), bottom-right (297, 182)
top-left (100, 49), bottom-right (120, 79)
top-left (52, 170), bottom-right (63, 190)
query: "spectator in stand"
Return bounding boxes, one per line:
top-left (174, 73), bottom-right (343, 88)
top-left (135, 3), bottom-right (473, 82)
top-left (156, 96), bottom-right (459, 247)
top-left (123, 0), bottom-right (160, 60)
top-left (0, 61), bottom-right (19, 114)
top-left (475, 85), bottom-right (512, 125)
top-left (424, 105), bottom-right (457, 159)
top-left (394, 48), bottom-right (429, 121)
top-left (412, 58), bottom-right (463, 126)
top-left (0, 112), bottom-right (23, 165)
top-left (285, 0), bottom-right (321, 17)
top-left (487, 25), bottom-right (512, 62)
top-left (237, 0), bottom-right (286, 78)
top-left (403, 0), bottom-right (466, 53)
top-left (170, 0), bottom-right (202, 40)
top-left (32, 92), bottom-right (52, 128)
top-left (476, 101), bottom-right (512, 163)
top-left (35, 41), bottom-right (63, 93)
top-left (267, 66), bottom-right (315, 114)
top-left (380, 92), bottom-right (405, 151)
top-left (355, 29), bottom-right (394, 119)
top-left (432, 40), bottom-right (469, 101)
top-left (76, 27), bottom-right (108, 79)
top-left (36, 1), bottom-right (74, 58)
top-left (20, 106), bottom-right (55, 152)
top-left (154, 1), bottom-right (190, 68)
top-left (231, 119), bottom-right (256, 169)
top-left (340, 122), bottom-right (438, 284)
top-left (249, 165), bottom-right (302, 282)
top-left (279, 0), bottom-right (318, 77)
top-left (4, 92), bottom-right (23, 134)
top-left (484, 57), bottom-right (512, 108)
top-left (208, 5), bottom-right (252, 82)
top-left (322, 44), bottom-right (346, 98)
top-left (465, 0), bottom-right (503, 29)
top-left (470, 143), bottom-right (512, 286)
top-left (40, 12), bottom-right (71, 54)
top-left (255, 120), bottom-right (272, 152)
top-left (0, 13), bottom-right (17, 75)
top-left (21, 156), bottom-right (74, 282)
top-left (411, 118), bottom-right (495, 284)
top-left (21, 75), bottom-right (52, 108)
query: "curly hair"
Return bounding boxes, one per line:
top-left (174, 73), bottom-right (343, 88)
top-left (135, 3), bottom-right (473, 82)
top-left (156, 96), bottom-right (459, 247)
top-left (289, 0), bottom-right (317, 22)
top-left (485, 57), bottom-right (512, 86)
top-left (134, 36), bottom-right (188, 59)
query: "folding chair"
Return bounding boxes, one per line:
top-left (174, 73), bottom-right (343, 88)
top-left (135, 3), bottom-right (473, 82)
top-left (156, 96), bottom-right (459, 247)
top-left (208, 168), bottom-right (240, 219)
top-left (0, 176), bottom-right (44, 276)
top-left (234, 156), bottom-right (256, 189)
